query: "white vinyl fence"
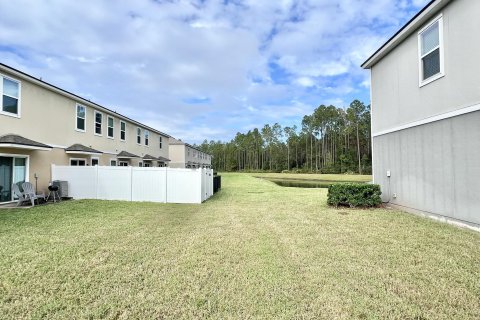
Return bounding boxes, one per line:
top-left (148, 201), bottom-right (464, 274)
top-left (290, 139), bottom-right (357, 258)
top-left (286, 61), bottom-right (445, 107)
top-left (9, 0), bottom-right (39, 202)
top-left (51, 165), bottom-right (214, 204)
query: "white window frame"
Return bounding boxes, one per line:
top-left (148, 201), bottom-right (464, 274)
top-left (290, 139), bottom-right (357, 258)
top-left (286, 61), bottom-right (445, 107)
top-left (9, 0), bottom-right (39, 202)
top-left (144, 130), bottom-right (149, 146)
top-left (107, 116), bottom-right (114, 139)
top-left (418, 14), bottom-right (444, 87)
top-left (94, 111), bottom-right (103, 136)
top-left (110, 159), bottom-right (117, 166)
top-left (119, 161), bottom-right (129, 167)
top-left (75, 104), bottom-right (86, 132)
top-left (159, 136), bottom-right (163, 149)
top-left (0, 74), bottom-right (21, 118)
top-left (136, 127), bottom-right (142, 145)
top-left (120, 121), bottom-right (126, 142)
top-left (70, 158), bottom-right (87, 166)
top-left (143, 162), bottom-right (151, 167)
top-left (91, 157), bottom-right (99, 166)
top-left (138, 161), bottom-right (143, 167)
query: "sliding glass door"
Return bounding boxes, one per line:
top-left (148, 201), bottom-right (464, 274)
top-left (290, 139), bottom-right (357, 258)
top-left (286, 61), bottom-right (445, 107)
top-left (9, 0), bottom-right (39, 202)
top-left (0, 157), bottom-right (12, 202)
top-left (0, 156), bottom-right (28, 203)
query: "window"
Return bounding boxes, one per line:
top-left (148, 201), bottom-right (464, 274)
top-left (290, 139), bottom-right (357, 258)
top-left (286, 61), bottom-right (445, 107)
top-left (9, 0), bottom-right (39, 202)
top-left (159, 136), bottom-right (163, 149)
top-left (70, 159), bottom-right (86, 166)
top-left (107, 116), bottom-right (114, 138)
top-left (419, 15), bottom-right (444, 86)
top-left (119, 161), bottom-right (129, 167)
top-left (143, 163), bottom-right (151, 167)
top-left (120, 121), bottom-right (126, 141)
top-left (91, 158), bottom-right (99, 166)
top-left (76, 105), bottom-right (86, 131)
top-left (138, 162), bottom-right (143, 167)
top-left (188, 149), bottom-right (190, 157)
top-left (110, 160), bottom-right (117, 166)
top-left (1, 76), bottom-right (20, 116)
top-left (94, 111), bottom-right (102, 135)
top-left (144, 130), bottom-right (149, 146)
top-left (137, 128), bottom-right (141, 144)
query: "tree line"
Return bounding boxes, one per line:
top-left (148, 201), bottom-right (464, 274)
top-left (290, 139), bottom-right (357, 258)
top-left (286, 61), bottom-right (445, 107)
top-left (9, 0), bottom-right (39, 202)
top-left (197, 100), bottom-right (372, 174)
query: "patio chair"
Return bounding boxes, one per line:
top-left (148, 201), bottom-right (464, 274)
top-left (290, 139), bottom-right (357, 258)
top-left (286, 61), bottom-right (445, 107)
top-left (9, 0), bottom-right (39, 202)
top-left (22, 182), bottom-right (46, 205)
top-left (12, 183), bottom-right (34, 207)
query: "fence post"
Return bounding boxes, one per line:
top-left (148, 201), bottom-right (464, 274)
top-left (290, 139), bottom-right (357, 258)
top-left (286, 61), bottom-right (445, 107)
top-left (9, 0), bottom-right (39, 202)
top-left (95, 165), bottom-right (99, 200)
top-left (130, 166), bottom-right (133, 202)
top-left (164, 167), bottom-right (168, 203)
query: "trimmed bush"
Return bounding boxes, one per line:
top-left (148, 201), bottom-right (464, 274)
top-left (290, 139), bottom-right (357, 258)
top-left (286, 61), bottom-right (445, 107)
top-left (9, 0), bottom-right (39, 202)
top-left (327, 183), bottom-right (382, 208)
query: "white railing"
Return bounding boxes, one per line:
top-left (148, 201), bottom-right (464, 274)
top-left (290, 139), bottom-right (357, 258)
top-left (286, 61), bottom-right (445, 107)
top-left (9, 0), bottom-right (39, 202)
top-left (51, 165), bottom-right (214, 204)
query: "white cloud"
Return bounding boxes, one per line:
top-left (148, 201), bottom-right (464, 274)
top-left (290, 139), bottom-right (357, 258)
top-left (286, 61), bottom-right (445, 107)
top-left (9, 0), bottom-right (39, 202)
top-left (0, 0), bottom-right (422, 142)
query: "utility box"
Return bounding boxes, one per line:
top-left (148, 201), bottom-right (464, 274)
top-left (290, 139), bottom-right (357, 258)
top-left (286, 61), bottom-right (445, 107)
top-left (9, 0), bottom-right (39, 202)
top-left (52, 180), bottom-right (69, 198)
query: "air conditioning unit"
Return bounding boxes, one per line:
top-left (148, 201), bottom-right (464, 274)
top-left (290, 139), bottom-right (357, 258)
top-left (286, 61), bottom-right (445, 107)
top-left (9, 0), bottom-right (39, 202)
top-left (52, 180), bottom-right (69, 198)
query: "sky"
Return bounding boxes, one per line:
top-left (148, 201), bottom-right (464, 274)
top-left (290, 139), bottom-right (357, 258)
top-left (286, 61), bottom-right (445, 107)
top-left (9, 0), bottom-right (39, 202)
top-left (0, 0), bottom-right (430, 143)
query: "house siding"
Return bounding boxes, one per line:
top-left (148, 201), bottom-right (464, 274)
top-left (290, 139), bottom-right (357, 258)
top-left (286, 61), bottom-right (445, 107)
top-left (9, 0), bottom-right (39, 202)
top-left (371, 0), bottom-right (480, 134)
top-left (369, 0), bottom-right (480, 227)
top-left (373, 110), bottom-right (480, 225)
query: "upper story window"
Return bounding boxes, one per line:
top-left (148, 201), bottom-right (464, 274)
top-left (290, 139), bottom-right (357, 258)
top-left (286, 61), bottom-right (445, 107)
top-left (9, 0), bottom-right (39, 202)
top-left (1, 76), bottom-right (20, 117)
top-left (94, 111), bottom-right (102, 135)
top-left (76, 104), bottom-right (86, 132)
top-left (418, 15), bottom-right (444, 86)
top-left (137, 128), bottom-right (141, 144)
top-left (159, 136), bottom-right (163, 149)
top-left (107, 116), bottom-right (114, 138)
top-left (120, 121), bottom-right (126, 141)
top-left (144, 130), bottom-right (149, 146)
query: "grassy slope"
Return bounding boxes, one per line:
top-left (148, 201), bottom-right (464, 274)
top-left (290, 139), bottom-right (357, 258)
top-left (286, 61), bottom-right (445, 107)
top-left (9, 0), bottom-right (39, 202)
top-left (249, 172), bottom-right (372, 182)
top-left (0, 173), bottom-right (478, 319)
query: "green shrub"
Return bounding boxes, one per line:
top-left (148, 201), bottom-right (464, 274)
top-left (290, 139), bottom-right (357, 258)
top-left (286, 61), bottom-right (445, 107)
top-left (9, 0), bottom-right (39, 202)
top-left (327, 183), bottom-right (382, 208)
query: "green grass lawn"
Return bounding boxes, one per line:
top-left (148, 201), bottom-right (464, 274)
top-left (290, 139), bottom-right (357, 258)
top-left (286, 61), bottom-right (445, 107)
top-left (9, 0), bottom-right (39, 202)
top-left (1, 173), bottom-right (479, 319)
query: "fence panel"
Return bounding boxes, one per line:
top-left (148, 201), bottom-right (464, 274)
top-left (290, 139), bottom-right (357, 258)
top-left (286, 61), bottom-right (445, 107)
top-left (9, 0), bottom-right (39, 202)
top-left (132, 167), bottom-right (167, 202)
top-left (51, 165), bottom-right (97, 199)
top-left (167, 169), bottom-right (202, 203)
top-left (51, 166), bottom-right (209, 204)
top-left (97, 166), bottom-right (132, 201)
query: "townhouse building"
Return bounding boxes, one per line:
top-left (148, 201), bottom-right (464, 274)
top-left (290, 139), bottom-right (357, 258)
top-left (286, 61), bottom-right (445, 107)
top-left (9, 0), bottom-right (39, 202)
top-left (168, 138), bottom-right (212, 169)
top-left (0, 63), bottom-right (170, 203)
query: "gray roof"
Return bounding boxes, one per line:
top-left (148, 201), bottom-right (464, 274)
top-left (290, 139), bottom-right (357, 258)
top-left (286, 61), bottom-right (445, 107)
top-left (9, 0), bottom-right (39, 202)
top-left (0, 134), bottom-right (52, 149)
top-left (143, 154), bottom-right (157, 161)
top-left (157, 156), bottom-right (171, 162)
top-left (117, 150), bottom-right (139, 158)
top-left (65, 144), bottom-right (102, 154)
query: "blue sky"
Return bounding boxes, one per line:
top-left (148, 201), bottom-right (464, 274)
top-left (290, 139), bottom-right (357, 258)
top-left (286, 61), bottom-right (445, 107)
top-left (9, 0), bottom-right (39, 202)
top-left (0, 0), bottom-right (429, 143)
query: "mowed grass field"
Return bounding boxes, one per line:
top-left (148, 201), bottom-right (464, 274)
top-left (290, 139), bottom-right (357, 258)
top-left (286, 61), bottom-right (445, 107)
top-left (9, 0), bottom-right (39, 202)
top-left (1, 173), bottom-right (479, 319)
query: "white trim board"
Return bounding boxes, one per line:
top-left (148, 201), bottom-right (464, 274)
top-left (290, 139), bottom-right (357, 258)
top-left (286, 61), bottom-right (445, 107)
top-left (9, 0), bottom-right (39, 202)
top-left (373, 103), bottom-right (480, 137)
top-left (0, 144), bottom-right (51, 151)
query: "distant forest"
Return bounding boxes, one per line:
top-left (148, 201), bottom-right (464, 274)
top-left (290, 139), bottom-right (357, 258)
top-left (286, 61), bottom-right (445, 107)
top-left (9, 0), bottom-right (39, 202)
top-left (197, 100), bottom-right (372, 174)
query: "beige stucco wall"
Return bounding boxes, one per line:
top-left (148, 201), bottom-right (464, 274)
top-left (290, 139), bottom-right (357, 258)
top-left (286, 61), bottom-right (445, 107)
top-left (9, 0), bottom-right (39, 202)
top-left (370, 0), bottom-right (480, 134)
top-left (168, 144), bottom-right (186, 168)
top-left (0, 68), bottom-right (169, 158)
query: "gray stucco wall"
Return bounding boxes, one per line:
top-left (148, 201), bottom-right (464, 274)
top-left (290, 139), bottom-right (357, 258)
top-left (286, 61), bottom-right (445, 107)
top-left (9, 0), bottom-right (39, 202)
top-left (373, 110), bottom-right (480, 226)
top-left (371, 0), bottom-right (480, 134)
